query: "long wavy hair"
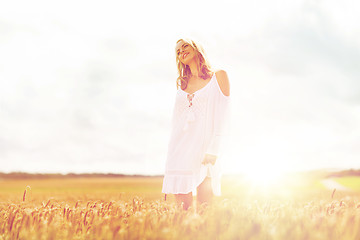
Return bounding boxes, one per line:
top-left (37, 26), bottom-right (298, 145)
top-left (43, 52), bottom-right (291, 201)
top-left (175, 38), bottom-right (213, 91)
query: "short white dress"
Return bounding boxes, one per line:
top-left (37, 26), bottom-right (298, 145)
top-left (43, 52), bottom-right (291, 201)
top-left (162, 72), bottom-right (230, 196)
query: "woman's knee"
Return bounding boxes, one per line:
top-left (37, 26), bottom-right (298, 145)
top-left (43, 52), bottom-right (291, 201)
top-left (175, 193), bottom-right (193, 210)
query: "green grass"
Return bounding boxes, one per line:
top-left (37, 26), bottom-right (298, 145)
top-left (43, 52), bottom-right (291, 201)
top-left (335, 177), bottom-right (360, 191)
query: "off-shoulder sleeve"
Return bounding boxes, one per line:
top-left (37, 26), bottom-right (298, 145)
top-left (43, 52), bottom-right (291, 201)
top-left (205, 81), bottom-right (231, 156)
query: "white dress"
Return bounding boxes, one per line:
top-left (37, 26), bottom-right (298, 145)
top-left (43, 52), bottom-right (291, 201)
top-left (162, 73), bottom-right (230, 196)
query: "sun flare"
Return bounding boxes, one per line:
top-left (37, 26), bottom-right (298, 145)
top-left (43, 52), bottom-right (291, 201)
top-left (242, 167), bottom-right (287, 188)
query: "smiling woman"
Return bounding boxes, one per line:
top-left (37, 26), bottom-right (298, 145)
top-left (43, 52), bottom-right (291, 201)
top-left (162, 38), bottom-right (231, 210)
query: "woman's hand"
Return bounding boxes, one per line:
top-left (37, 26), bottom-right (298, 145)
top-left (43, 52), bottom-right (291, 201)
top-left (202, 154), bottom-right (217, 165)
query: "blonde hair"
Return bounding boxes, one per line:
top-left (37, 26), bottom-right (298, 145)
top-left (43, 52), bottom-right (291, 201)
top-left (175, 38), bottom-right (213, 90)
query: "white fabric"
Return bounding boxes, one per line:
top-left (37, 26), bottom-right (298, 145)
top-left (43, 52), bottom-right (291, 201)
top-left (162, 73), bottom-right (230, 196)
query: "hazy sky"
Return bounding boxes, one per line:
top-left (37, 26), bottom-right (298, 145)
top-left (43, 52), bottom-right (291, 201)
top-left (1, 0), bottom-right (359, 175)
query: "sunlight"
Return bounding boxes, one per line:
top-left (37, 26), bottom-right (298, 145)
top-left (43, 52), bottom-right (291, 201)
top-left (242, 167), bottom-right (287, 188)
top-left (223, 138), bottom-right (292, 189)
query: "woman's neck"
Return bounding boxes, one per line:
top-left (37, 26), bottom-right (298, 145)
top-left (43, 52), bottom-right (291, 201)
top-left (188, 60), bottom-right (200, 78)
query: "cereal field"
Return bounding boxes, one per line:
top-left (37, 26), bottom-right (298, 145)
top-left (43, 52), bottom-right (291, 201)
top-left (1, 174), bottom-right (360, 240)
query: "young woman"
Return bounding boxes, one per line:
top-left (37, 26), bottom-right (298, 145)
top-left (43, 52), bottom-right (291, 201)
top-left (162, 38), bottom-right (230, 210)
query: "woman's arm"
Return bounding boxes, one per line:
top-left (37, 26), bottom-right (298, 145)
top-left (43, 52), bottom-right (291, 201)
top-left (202, 70), bottom-right (231, 165)
top-left (215, 70), bottom-right (230, 97)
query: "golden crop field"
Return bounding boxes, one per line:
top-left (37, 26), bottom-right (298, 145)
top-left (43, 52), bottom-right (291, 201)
top-left (1, 174), bottom-right (360, 240)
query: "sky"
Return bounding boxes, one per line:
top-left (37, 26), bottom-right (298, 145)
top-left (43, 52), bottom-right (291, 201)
top-left (1, 0), bottom-right (359, 175)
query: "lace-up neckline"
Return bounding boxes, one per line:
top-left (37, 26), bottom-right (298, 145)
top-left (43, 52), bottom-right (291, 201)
top-left (179, 73), bottom-right (215, 95)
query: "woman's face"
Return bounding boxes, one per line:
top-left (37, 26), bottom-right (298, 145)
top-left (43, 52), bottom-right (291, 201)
top-left (175, 40), bottom-right (197, 65)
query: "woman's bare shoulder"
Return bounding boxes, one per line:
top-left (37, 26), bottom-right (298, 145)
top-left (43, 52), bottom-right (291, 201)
top-left (214, 70), bottom-right (230, 96)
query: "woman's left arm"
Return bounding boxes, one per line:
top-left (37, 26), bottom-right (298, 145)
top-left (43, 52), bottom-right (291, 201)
top-left (202, 70), bottom-right (231, 165)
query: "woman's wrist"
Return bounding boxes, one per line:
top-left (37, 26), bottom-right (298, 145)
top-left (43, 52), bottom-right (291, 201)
top-left (202, 154), bottom-right (217, 165)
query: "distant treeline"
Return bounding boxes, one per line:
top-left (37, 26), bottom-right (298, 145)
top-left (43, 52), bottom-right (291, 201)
top-left (0, 172), bottom-right (162, 179)
top-left (1, 169), bottom-right (359, 179)
top-left (327, 169), bottom-right (360, 178)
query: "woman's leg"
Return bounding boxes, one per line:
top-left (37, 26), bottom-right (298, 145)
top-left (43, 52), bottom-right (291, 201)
top-left (175, 192), bottom-right (193, 210)
top-left (197, 177), bottom-right (213, 207)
